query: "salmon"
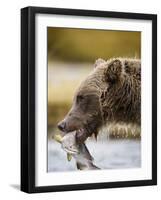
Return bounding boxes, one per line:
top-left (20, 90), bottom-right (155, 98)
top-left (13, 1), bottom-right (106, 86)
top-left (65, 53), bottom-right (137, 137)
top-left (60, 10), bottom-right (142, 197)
top-left (54, 131), bottom-right (100, 170)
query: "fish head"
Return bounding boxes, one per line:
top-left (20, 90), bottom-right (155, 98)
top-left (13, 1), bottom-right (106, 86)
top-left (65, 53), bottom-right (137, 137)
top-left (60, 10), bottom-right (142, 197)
top-left (61, 131), bottom-right (79, 154)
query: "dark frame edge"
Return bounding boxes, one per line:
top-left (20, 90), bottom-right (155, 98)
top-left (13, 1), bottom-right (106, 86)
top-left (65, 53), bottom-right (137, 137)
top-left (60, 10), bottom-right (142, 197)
top-left (152, 14), bottom-right (157, 185)
top-left (23, 6), bottom-right (157, 20)
top-left (21, 7), bottom-right (35, 193)
top-left (21, 7), bottom-right (29, 193)
top-left (32, 179), bottom-right (155, 193)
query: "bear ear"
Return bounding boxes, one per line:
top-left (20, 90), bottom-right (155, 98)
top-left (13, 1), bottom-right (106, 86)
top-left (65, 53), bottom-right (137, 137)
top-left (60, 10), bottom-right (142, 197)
top-left (94, 58), bottom-right (106, 68)
top-left (105, 59), bottom-right (122, 83)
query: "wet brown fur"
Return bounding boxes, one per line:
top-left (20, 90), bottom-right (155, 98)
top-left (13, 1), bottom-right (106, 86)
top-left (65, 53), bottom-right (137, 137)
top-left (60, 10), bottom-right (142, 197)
top-left (58, 58), bottom-right (141, 142)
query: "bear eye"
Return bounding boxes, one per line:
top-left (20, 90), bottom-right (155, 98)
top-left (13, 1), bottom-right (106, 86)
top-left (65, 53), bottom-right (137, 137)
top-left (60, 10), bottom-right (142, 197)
top-left (77, 95), bottom-right (84, 103)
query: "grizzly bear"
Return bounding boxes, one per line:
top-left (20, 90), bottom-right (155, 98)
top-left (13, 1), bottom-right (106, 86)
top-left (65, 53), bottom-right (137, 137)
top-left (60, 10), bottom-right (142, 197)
top-left (58, 58), bottom-right (141, 143)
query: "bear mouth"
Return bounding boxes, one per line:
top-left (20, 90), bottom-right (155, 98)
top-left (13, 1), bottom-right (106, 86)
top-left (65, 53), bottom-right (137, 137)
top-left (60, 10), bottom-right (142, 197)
top-left (59, 122), bottom-right (98, 144)
top-left (76, 128), bottom-right (87, 138)
top-left (75, 127), bottom-right (96, 144)
top-left (62, 128), bottom-right (90, 144)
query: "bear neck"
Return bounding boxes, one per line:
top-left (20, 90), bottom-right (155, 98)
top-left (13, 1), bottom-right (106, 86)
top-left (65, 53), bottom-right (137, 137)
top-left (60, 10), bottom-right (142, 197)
top-left (99, 76), bottom-right (141, 125)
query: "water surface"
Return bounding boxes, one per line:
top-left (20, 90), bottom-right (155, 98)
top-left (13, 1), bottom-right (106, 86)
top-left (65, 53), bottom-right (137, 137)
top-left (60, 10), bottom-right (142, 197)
top-left (48, 139), bottom-right (141, 172)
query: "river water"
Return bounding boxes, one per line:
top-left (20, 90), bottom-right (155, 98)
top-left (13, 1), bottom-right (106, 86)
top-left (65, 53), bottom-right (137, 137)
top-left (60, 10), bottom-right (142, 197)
top-left (48, 139), bottom-right (141, 172)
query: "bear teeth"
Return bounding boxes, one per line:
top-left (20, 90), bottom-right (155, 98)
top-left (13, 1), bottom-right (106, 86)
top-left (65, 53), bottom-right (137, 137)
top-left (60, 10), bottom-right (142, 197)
top-left (77, 129), bottom-right (84, 133)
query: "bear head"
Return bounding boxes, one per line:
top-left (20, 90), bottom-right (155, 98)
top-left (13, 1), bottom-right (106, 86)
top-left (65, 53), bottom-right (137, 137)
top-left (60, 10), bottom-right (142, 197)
top-left (58, 58), bottom-right (141, 143)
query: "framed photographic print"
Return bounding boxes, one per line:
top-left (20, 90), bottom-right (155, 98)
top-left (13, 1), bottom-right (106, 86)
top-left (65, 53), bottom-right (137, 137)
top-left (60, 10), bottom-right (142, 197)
top-left (21, 6), bottom-right (157, 193)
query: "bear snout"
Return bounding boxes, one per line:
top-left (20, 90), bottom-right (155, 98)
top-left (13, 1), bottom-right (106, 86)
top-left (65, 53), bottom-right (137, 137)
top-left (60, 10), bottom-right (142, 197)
top-left (57, 120), bottom-right (66, 132)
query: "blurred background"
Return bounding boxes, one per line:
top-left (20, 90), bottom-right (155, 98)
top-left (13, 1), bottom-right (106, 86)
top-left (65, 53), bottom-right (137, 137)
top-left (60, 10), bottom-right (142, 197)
top-left (47, 27), bottom-right (141, 172)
